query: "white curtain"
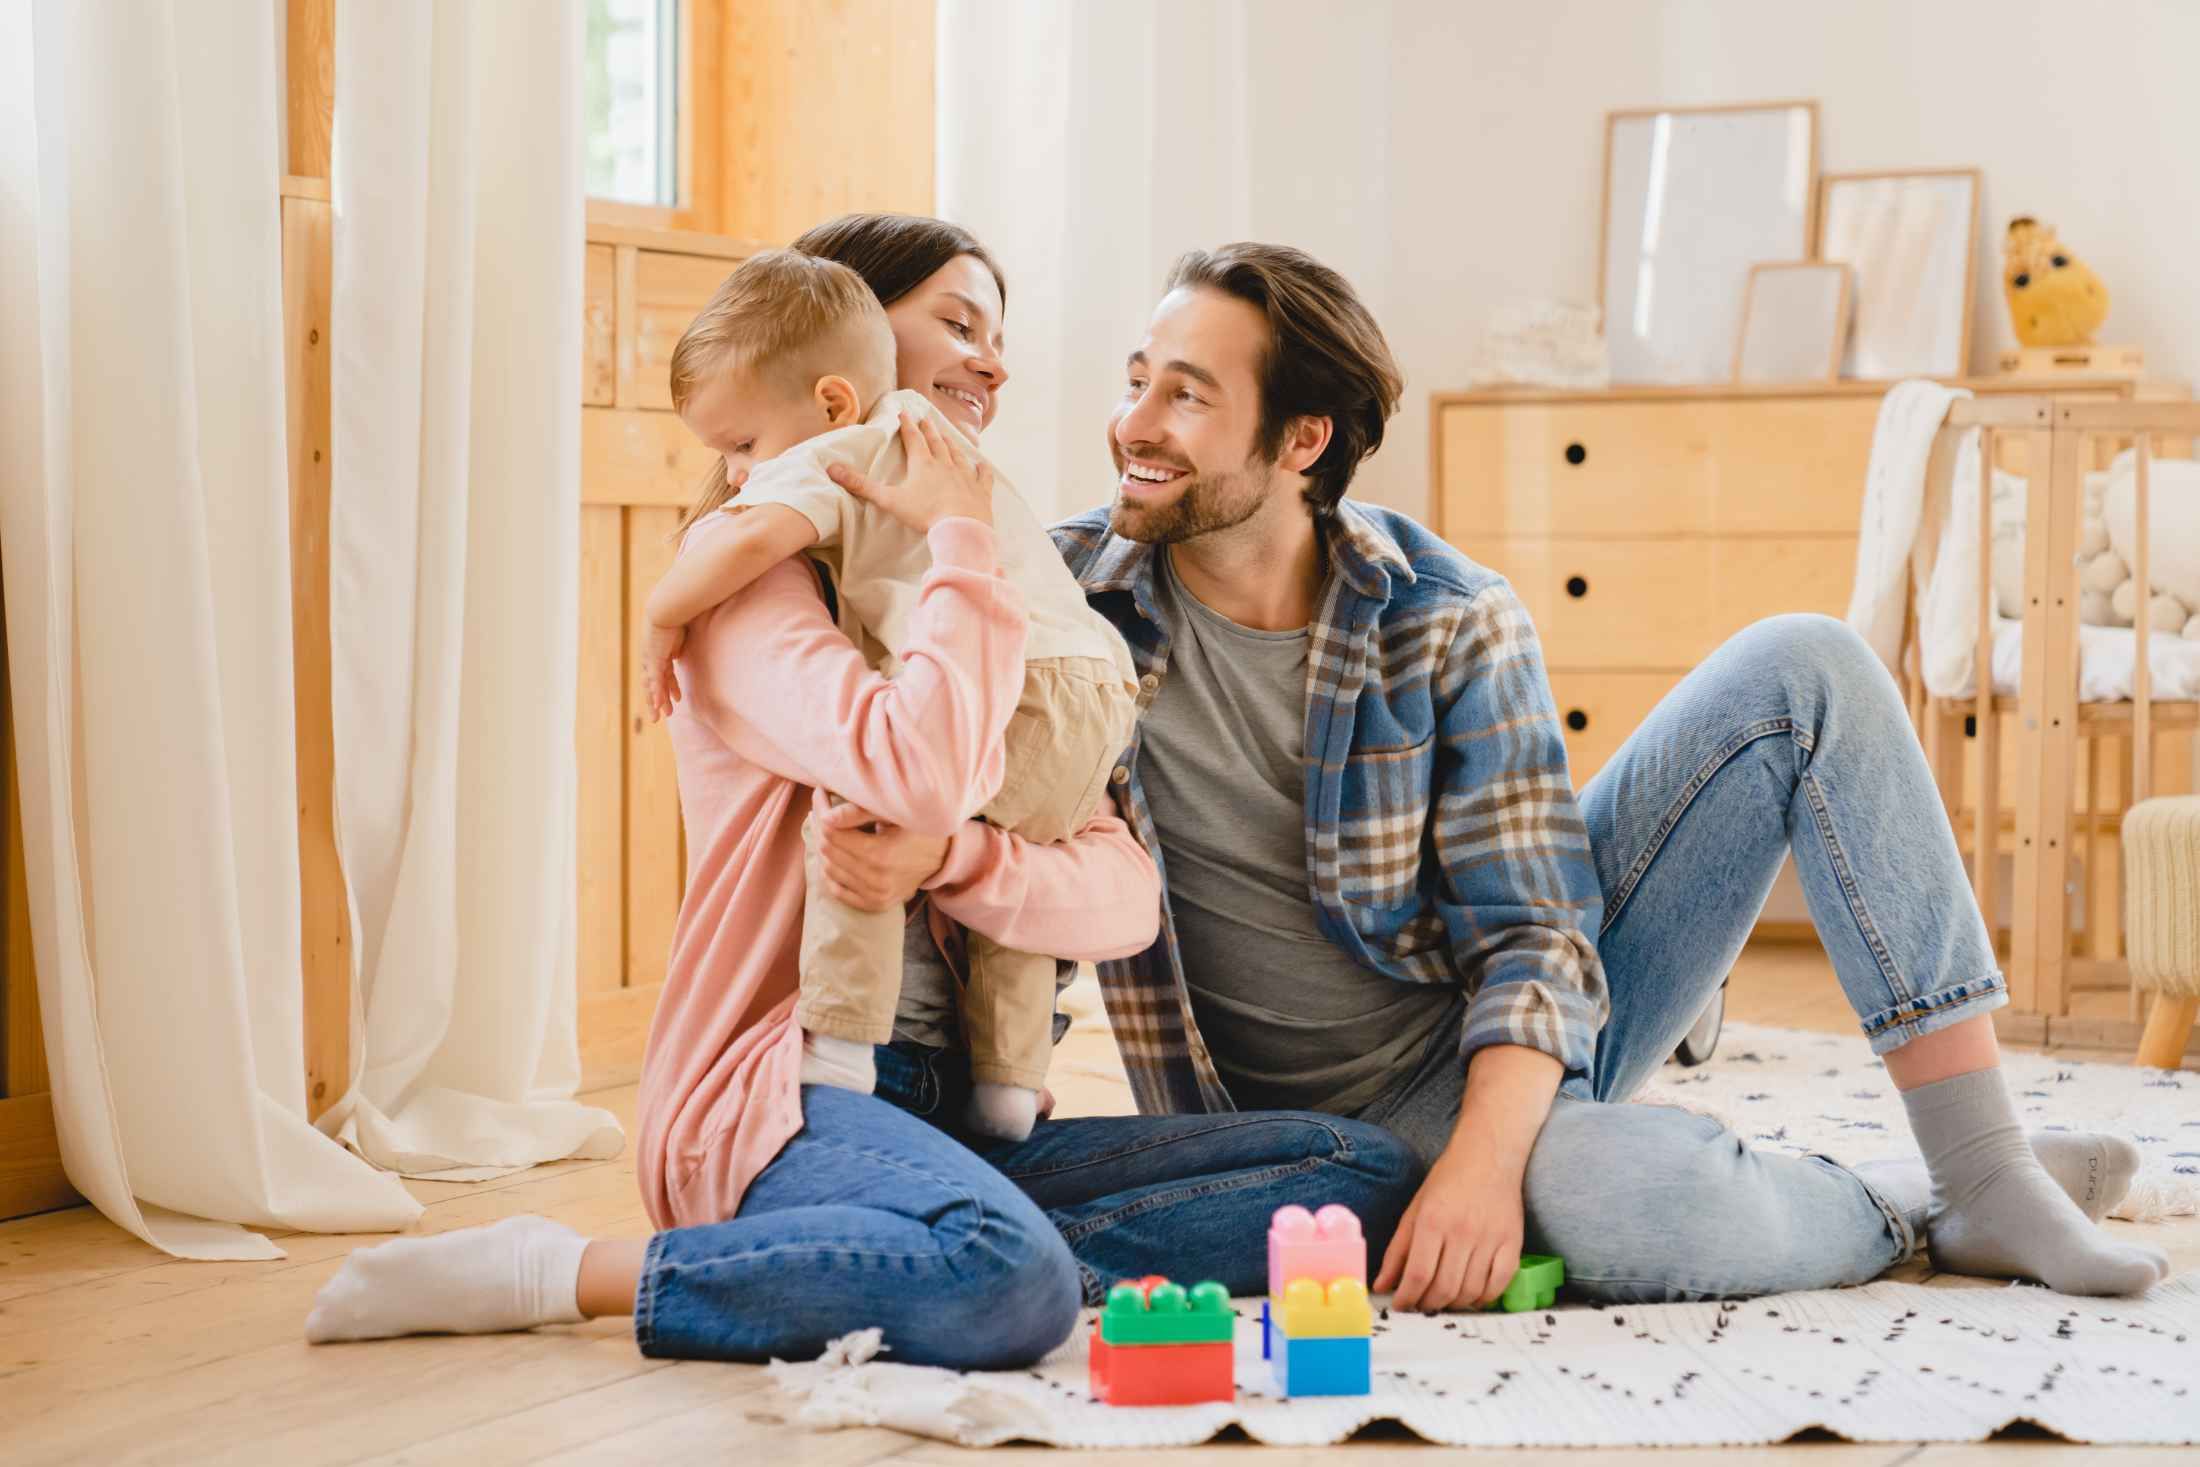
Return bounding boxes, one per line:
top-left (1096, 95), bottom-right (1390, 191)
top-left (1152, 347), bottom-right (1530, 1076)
top-left (937, 0), bottom-right (1396, 522)
top-left (320, 0), bottom-right (621, 1178)
top-left (0, 0), bottom-right (421, 1258)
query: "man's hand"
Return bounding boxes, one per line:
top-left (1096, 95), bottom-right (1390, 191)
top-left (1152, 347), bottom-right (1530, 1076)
top-left (641, 623), bottom-right (685, 722)
top-left (808, 790), bottom-right (951, 911)
top-left (1372, 1144), bottom-right (1525, 1313)
top-left (1372, 1042), bottom-right (1563, 1312)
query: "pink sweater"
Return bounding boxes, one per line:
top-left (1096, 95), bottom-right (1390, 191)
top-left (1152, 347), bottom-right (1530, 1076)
top-left (638, 514), bottom-right (1161, 1230)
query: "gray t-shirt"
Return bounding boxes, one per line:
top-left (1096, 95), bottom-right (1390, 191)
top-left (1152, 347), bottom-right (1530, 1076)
top-left (1138, 552), bottom-right (1453, 1115)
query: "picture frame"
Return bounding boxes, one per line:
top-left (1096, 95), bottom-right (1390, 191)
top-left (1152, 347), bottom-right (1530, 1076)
top-left (1815, 168), bottom-right (1981, 379)
top-left (1599, 100), bottom-right (1820, 384)
top-left (1732, 261), bottom-right (1852, 384)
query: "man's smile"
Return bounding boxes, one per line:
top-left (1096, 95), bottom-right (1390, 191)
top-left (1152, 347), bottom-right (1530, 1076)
top-left (1119, 455), bottom-right (1190, 494)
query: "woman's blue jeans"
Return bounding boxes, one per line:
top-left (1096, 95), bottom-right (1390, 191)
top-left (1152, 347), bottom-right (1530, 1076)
top-left (634, 1071), bottom-right (1420, 1366)
top-left (635, 614), bottom-right (2006, 1360)
top-left (1360, 614), bottom-right (2006, 1301)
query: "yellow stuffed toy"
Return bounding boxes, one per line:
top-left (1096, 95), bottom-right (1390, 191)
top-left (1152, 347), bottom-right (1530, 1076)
top-left (2004, 216), bottom-right (2109, 347)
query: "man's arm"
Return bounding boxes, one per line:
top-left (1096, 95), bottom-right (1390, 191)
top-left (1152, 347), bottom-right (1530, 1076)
top-left (1375, 580), bottom-right (1606, 1311)
top-left (1434, 581), bottom-right (1608, 1064)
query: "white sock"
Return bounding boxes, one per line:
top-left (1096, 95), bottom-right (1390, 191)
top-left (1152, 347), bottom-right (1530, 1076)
top-left (966, 1082), bottom-right (1040, 1142)
top-left (798, 1030), bottom-right (877, 1092)
top-left (305, 1215), bottom-right (589, 1344)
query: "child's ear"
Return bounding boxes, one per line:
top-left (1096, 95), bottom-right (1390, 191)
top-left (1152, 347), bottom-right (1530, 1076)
top-left (815, 375), bottom-right (864, 426)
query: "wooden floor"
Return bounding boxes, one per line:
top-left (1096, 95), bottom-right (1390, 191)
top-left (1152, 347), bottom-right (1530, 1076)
top-left (4, 942), bottom-right (2196, 1466)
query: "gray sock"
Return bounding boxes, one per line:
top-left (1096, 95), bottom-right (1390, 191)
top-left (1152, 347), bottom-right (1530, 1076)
top-left (2033, 1132), bottom-right (2145, 1221)
top-left (1902, 1069), bottom-right (2168, 1296)
top-left (1854, 1130), bottom-right (2147, 1240)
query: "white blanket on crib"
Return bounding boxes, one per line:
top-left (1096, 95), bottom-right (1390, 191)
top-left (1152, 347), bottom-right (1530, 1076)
top-left (1845, 380), bottom-right (1971, 674)
top-left (1846, 380), bottom-right (2200, 702)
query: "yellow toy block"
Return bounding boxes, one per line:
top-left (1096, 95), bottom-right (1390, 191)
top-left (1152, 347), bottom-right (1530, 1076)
top-left (1277, 1277), bottom-right (1372, 1338)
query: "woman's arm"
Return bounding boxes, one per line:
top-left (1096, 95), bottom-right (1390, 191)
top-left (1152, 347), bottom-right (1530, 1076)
top-left (677, 515), bottom-right (1024, 837)
top-left (807, 790), bottom-right (1160, 963)
top-left (921, 793), bottom-right (1159, 961)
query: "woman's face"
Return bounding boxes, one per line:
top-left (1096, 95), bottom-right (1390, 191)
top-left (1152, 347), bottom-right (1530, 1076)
top-left (883, 254), bottom-right (1008, 439)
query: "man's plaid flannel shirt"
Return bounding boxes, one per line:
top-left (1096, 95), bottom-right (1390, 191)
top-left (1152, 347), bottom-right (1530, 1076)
top-left (1051, 499), bottom-right (1610, 1115)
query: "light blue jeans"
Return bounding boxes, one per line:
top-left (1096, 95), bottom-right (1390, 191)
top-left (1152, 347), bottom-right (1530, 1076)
top-left (1361, 614), bottom-right (2007, 1301)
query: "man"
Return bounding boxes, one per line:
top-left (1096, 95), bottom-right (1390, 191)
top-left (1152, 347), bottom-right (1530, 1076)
top-left (1044, 242), bottom-right (2166, 1309)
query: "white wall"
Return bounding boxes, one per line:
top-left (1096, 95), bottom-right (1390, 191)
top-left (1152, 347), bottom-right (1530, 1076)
top-left (1372, 0), bottom-right (2200, 518)
top-left (944, 0), bottom-right (2200, 522)
top-left (939, 0), bottom-right (1393, 522)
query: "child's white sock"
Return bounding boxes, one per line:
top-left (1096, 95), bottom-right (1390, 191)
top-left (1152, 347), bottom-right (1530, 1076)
top-left (305, 1215), bottom-right (589, 1343)
top-left (966, 1082), bottom-right (1040, 1142)
top-left (799, 1030), bottom-right (877, 1093)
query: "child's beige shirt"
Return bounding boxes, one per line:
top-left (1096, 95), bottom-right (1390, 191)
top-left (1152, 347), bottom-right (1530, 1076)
top-left (730, 389), bottom-right (1136, 679)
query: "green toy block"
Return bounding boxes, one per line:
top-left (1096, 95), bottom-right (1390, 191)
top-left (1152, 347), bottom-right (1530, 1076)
top-left (1099, 1275), bottom-right (1236, 1345)
top-left (1487, 1254), bottom-right (1565, 1312)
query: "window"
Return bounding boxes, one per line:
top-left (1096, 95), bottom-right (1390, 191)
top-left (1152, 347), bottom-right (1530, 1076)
top-left (584, 0), bottom-right (679, 207)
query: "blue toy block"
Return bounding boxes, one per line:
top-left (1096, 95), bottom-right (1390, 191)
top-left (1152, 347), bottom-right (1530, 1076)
top-left (1270, 1330), bottom-right (1370, 1397)
top-left (1260, 1300), bottom-right (1272, 1359)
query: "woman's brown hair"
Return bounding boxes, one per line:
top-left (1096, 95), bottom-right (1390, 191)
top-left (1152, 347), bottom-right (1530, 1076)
top-left (790, 212), bottom-right (1005, 311)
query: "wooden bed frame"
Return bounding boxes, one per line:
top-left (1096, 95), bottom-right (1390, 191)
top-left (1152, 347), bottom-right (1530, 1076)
top-left (1902, 396), bottom-right (2200, 1056)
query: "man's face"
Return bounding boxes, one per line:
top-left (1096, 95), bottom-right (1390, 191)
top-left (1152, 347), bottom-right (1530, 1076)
top-left (1106, 286), bottom-right (1286, 544)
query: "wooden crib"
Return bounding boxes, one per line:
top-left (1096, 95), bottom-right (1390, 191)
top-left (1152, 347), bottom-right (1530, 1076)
top-left (1900, 396), bottom-right (2200, 1057)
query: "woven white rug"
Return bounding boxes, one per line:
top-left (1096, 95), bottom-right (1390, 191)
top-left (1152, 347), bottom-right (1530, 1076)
top-left (769, 1024), bottom-right (2200, 1449)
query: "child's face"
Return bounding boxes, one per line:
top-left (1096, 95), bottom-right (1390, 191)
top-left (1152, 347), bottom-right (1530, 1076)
top-left (679, 368), bottom-right (841, 481)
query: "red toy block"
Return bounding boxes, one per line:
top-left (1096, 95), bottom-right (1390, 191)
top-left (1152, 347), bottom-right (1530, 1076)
top-left (1267, 1204), bottom-right (1365, 1301)
top-left (1087, 1326), bottom-right (1234, 1406)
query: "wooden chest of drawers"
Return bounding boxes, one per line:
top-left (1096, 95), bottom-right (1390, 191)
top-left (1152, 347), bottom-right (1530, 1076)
top-left (1429, 379), bottom-right (2167, 786)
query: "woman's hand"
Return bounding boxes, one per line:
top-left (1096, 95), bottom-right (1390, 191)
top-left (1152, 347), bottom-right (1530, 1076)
top-left (1372, 1143), bottom-right (1527, 1313)
top-left (826, 412), bottom-right (995, 534)
top-left (808, 789), bottom-right (951, 911)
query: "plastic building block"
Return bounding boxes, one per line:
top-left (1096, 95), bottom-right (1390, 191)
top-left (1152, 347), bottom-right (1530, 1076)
top-left (1087, 1327), bottom-right (1234, 1406)
top-left (1099, 1276), bottom-right (1234, 1345)
top-left (1260, 1300), bottom-right (1272, 1359)
top-left (1487, 1253), bottom-right (1565, 1313)
top-left (1276, 1277), bottom-right (1372, 1338)
top-left (1267, 1204), bottom-right (1365, 1301)
top-left (1269, 1330), bottom-right (1370, 1397)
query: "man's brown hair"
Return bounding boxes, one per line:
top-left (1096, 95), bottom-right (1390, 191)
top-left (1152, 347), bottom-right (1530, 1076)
top-left (1164, 243), bottom-right (1402, 517)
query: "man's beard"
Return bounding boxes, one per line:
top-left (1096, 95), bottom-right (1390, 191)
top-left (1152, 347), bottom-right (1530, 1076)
top-left (1109, 459), bottom-right (1271, 545)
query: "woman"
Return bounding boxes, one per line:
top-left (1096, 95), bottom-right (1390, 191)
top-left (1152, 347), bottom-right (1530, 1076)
top-left (305, 215), bottom-right (1421, 1367)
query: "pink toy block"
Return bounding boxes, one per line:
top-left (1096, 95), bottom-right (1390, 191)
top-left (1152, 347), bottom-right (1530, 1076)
top-left (1267, 1204), bottom-right (1365, 1302)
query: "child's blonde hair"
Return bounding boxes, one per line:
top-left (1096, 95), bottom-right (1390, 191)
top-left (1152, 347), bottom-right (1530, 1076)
top-left (670, 250), bottom-right (897, 536)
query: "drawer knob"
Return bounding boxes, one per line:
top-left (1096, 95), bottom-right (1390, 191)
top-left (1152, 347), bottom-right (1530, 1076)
top-left (1564, 442), bottom-right (1587, 466)
top-left (1565, 575), bottom-right (1589, 598)
top-left (1565, 709), bottom-right (1589, 732)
